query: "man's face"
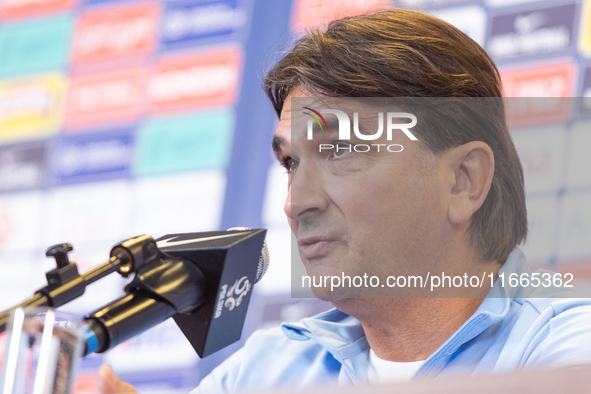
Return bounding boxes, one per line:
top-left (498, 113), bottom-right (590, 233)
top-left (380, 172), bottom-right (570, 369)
top-left (273, 89), bottom-right (452, 300)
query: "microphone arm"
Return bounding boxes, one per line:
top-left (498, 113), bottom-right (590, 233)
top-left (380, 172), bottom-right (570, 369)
top-left (0, 229), bottom-right (268, 359)
top-left (0, 235), bottom-right (157, 333)
top-left (83, 228), bottom-right (268, 358)
top-left (83, 248), bottom-right (206, 355)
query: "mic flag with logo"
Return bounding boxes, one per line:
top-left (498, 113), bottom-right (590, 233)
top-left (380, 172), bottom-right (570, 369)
top-left (157, 228), bottom-right (267, 357)
top-left (83, 228), bottom-right (267, 359)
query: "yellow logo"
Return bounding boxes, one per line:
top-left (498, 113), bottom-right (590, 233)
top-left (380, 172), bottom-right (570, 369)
top-left (0, 74), bottom-right (65, 143)
top-left (579, 0), bottom-right (591, 55)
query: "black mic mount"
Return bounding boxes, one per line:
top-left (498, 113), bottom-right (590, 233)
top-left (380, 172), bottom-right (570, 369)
top-left (0, 235), bottom-right (156, 333)
top-left (0, 229), bottom-right (268, 359)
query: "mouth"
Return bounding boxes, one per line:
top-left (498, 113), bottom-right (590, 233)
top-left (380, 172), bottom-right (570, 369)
top-left (297, 236), bottom-right (338, 260)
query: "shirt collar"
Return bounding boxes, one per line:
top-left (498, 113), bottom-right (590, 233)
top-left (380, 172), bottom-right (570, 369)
top-left (282, 248), bottom-right (529, 367)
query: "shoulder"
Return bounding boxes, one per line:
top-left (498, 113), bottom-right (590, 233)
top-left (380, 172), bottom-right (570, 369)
top-left (512, 287), bottom-right (591, 368)
top-left (191, 321), bottom-right (342, 394)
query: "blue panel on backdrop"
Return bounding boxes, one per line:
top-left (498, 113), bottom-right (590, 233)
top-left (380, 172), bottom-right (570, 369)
top-left (486, 2), bottom-right (578, 64)
top-left (160, 0), bottom-right (251, 52)
top-left (219, 0), bottom-right (292, 230)
top-left (0, 140), bottom-right (49, 194)
top-left (577, 64), bottom-right (591, 118)
top-left (50, 128), bottom-right (134, 186)
top-left (81, 0), bottom-right (130, 7)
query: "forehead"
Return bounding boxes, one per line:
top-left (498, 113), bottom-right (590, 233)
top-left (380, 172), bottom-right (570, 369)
top-left (274, 88), bottom-right (321, 142)
top-left (272, 91), bottom-right (422, 161)
top-left (273, 89), bottom-right (369, 151)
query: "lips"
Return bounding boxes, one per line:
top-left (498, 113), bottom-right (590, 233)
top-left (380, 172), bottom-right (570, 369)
top-left (297, 236), bottom-right (338, 260)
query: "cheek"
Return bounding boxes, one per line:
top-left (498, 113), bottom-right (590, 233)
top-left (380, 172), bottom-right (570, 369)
top-left (338, 171), bottom-right (443, 256)
top-left (329, 178), bottom-right (403, 263)
top-left (337, 173), bottom-right (410, 230)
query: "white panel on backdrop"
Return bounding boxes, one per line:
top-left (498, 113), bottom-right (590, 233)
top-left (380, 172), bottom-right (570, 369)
top-left (259, 165), bottom-right (294, 295)
top-left (0, 249), bottom-right (35, 310)
top-left (566, 121), bottom-right (591, 190)
top-left (41, 179), bottom-right (133, 246)
top-left (512, 125), bottom-right (568, 195)
top-left (431, 6), bottom-right (487, 46)
top-left (0, 191), bottom-right (43, 252)
top-left (263, 164), bottom-right (288, 225)
top-left (399, 0), bottom-right (476, 8)
top-left (521, 195), bottom-right (560, 264)
top-left (486, 0), bottom-right (549, 8)
top-left (557, 190), bottom-right (591, 262)
top-left (131, 170), bottom-right (225, 237)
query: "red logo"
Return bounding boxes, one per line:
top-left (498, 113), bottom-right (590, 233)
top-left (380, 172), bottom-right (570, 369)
top-left (0, 0), bottom-right (76, 19)
top-left (148, 47), bottom-right (243, 112)
top-left (65, 68), bottom-right (146, 128)
top-left (501, 61), bottom-right (575, 129)
top-left (291, 0), bottom-right (391, 32)
top-left (72, 2), bottom-right (160, 64)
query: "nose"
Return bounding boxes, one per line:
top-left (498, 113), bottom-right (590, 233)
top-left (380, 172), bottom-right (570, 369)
top-left (284, 162), bottom-right (328, 223)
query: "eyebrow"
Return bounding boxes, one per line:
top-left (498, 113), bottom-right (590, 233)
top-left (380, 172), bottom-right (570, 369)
top-left (271, 117), bottom-right (342, 160)
top-left (272, 135), bottom-right (287, 160)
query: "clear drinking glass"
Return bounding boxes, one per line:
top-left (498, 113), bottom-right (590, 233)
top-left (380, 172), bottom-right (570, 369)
top-left (0, 308), bottom-right (84, 394)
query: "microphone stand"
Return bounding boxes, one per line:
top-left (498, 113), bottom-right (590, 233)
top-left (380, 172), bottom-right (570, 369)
top-left (0, 229), bottom-right (267, 358)
top-left (0, 235), bottom-right (157, 334)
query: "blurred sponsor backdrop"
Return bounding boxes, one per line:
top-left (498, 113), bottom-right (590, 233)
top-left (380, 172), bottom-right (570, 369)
top-left (0, 0), bottom-right (590, 392)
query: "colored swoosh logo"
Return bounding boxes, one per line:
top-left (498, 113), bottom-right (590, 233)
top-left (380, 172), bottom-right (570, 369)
top-left (302, 107), bottom-right (329, 131)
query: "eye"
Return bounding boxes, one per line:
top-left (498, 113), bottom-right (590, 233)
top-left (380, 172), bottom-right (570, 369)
top-left (281, 156), bottom-right (299, 173)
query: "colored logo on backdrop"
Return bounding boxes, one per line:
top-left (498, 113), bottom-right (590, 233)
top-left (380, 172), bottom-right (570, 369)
top-left (0, 15), bottom-right (73, 77)
top-left (148, 47), bottom-right (243, 112)
top-left (0, 0), bottom-right (76, 19)
top-left (501, 61), bottom-right (575, 128)
top-left (135, 109), bottom-right (234, 176)
top-left (0, 140), bottom-right (48, 193)
top-left (487, 2), bottom-right (577, 61)
top-left (290, 0), bottom-right (391, 33)
top-left (578, 65), bottom-right (591, 117)
top-left (72, 2), bottom-right (160, 64)
top-left (160, 0), bottom-right (249, 51)
top-left (579, 0), bottom-right (591, 56)
top-left (0, 74), bottom-right (65, 143)
top-left (65, 68), bottom-right (146, 129)
top-left (51, 128), bottom-right (134, 185)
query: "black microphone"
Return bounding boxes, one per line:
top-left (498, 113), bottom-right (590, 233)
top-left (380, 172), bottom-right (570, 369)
top-left (83, 228), bottom-right (269, 358)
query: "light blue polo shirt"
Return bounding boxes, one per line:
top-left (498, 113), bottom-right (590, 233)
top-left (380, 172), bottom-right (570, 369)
top-left (192, 248), bottom-right (591, 393)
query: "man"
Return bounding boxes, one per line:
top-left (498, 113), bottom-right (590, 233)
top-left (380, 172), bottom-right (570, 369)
top-left (99, 8), bottom-right (591, 393)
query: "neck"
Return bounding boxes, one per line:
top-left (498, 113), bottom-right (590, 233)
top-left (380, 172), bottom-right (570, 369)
top-left (332, 259), bottom-right (501, 362)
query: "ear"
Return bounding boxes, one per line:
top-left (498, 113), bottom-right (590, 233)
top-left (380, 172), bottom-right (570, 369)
top-left (442, 141), bottom-right (495, 225)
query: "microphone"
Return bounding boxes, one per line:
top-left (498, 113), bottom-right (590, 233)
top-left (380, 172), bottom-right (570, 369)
top-left (83, 228), bottom-right (269, 358)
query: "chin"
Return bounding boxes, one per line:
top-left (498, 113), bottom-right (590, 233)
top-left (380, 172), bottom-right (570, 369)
top-left (310, 286), bottom-right (352, 302)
